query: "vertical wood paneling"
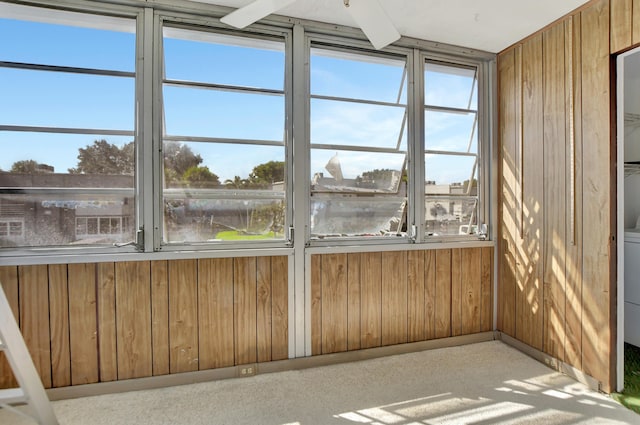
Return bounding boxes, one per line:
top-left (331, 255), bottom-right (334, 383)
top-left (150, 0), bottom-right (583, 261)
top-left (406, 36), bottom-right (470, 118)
top-left (407, 250), bottom-right (426, 342)
top-left (321, 253), bottom-right (348, 354)
top-left (0, 266), bottom-right (18, 388)
top-left (498, 49), bottom-right (518, 337)
top-left (169, 259), bottom-right (198, 373)
top-left (610, 0), bottom-right (632, 53)
top-left (347, 253), bottom-right (361, 351)
top-left (96, 262), bottom-right (117, 382)
top-left (543, 22), bottom-right (567, 361)
top-left (19, 265), bottom-right (52, 388)
top-left (150, 261), bottom-right (170, 376)
top-left (48, 264), bottom-right (70, 388)
top-left (435, 249), bottom-right (452, 339)
top-left (634, 0), bottom-right (640, 44)
top-left (271, 256), bottom-right (288, 361)
top-left (565, 13), bottom-right (584, 371)
top-left (451, 249), bottom-right (462, 337)
top-left (580, 0), bottom-right (613, 392)
top-left (382, 251), bottom-right (408, 346)
top-left (361, 252), bottom-right (382, 348)
top-left (256, 257), bottom-right (272, 363)
top-left (424, 250), bottom-right (437, 340)
top-left (461, 248), bottom-right (482, 335)
top-left (480, 247), bottom-right (493, 332)
top-left (68, 263), bottom-right (98, 386)
top-left (519, 33), bottom-right (544, 351)
top-left (198, 258), bottom-right (234, 370)
top-left (310, 255), bottom-right (322, 355)
top-left (115, 261), bottom-right (152, 380)
top-left (234, 257), bottom-right (257, 365)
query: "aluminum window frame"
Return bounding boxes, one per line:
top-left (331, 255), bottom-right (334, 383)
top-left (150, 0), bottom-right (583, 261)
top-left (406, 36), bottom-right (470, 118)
top-left (0, 1), bottom-right (144, 257)
top-left (154, 15), bottom-right (294, 252)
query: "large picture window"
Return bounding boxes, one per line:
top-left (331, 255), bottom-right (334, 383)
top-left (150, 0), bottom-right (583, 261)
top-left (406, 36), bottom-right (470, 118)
top-left (161, 27), bottom-right (288, 245)
top-left (0, 4), bottom-right (136, 248)
top-left (309, 47), bottom-right (408, 240)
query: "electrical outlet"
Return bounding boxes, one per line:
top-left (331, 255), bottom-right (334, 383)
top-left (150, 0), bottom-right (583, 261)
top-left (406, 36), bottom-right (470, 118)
top-left (239, 366), bottom-right (256, 376)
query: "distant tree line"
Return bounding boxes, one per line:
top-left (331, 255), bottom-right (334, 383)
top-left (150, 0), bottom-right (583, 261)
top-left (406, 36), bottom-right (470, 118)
top-left (4, 139), bottom-right (286, 189)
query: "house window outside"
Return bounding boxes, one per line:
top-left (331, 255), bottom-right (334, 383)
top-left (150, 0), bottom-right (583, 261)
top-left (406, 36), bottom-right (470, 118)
top-left (309, 46), bottom-right (408, 240)
top-left (0, 4), bottom-right (136, 248)
top-left (161, 26), bottom-right (288, 245)
top-left (424, 61), bottom-right (480, 238)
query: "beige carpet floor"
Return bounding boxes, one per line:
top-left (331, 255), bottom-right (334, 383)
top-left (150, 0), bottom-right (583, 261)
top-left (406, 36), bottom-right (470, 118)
top-left (1, 341), bottom-right (639, 424)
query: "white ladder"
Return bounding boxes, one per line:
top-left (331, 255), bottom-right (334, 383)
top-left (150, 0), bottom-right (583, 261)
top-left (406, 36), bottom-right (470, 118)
top-left (0, 284), bottom-right (58, 424)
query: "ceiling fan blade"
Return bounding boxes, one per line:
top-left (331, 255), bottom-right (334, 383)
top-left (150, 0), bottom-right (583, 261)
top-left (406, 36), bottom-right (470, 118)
top-left (220, 0), bottom-right (297, 29)
top-left (346, 0), bottom-right (401, 50)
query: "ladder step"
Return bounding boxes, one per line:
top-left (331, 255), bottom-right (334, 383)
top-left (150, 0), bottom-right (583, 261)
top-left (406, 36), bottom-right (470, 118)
top-left (0, 387), bottom-right (27, 404)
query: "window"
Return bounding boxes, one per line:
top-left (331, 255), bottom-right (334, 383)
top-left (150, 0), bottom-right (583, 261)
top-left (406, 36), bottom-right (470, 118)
top-left (424, 62), bottom-right (480, 238)
top-left (0, 1), bottom-right (491, 256)
top-left (0, 4), bottom-right (136, 248)
top-left (160, 27), bottom-right (288, 246)
top-left (309, 47), bottom-right (408, 240)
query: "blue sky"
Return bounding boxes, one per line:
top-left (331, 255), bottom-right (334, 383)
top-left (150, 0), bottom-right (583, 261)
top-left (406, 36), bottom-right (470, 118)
top-left (0, 13), bottom-right (478, 186)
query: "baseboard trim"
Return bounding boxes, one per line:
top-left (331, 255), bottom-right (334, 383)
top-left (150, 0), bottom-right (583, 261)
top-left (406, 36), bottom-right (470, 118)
top-left (46, 331), bottom-right (495, 401)
top-left (496, 332), bottom-right (602, 392)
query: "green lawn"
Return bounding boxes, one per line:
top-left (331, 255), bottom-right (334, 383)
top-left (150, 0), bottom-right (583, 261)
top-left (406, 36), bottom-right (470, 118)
top-left (612, 343), bottom-right (640, 414)
top-left (215, 230), bottom-right (278, 241)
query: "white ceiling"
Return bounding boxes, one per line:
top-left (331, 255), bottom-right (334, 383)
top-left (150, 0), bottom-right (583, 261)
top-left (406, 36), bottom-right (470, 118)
top-left (194, 0), bottom-right (590, 53)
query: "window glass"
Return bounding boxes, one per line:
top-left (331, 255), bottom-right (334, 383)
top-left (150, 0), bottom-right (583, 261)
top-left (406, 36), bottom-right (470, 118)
top-left (310, 47), bottom-right (408, 239)
top-left (161, 27), bottom-right (287, 245)
top-left (0, 7), bottom-right (136, 249)
top-left (424, 61), bottom-right (479, 239)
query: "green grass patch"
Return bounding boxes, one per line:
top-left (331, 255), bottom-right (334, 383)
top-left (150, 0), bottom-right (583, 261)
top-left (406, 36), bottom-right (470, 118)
top-left (612, 343), bottom-right (640, 414)
top-left (215, 230), bottom-right (278, 241)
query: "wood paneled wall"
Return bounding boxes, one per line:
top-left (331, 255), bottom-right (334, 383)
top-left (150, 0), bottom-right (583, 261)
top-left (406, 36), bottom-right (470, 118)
top-left (310, 247), bottom-right (493, 355)
top-left (0, 256), bottom-right (288, 389)
top-left (610, 0), bottom-right (640, 52)
top-left (498, 0), bottom-right (615, 391)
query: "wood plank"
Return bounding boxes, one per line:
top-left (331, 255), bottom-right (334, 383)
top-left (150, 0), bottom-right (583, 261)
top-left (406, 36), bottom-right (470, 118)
top-left (256, 257), bottom-right (272, 363)
top-left (198, 258), bottom-right (235, 370)
top-left (360, 252), bottom-right (382, 348)
top-left (565, 12), bottom-right (584, 370)
top-left (96, 262), bottom-right (117, 382)
top-left (450, 249), bottom-right (462, 337)
top-left (424, 250), bottom-right (437, 340)
top-left (347, 253), bottom-right (361, 351)
top-left (19, 265), bottom-right (52, 388)
top-left (435, 249), bottom-right (452, 339)
top-left (407, 250), bottom-right (426, 342)
top-left (634, 0), bottom-right (640, 45)
top-left (48, 265), bottom-right (70, 387)
top-left (480, 247), bottom-right (493, 332)
top-left (310, 255), bottom-right (322, 355)
top-left (321, 253), bottom-right (348, 354)
top-left (611, 0), bottom-right (632, 53)
top-left (580, 0), bottom-right (613, 392)
top-left (497, 48), bottom-right (518, 337)
top-left (381, 251), bottom-right (407, 346)
top-left (519, 33), bottom-right (544, 351)
top-left (0, 266), bottom-right (19, 388)
top-left (271, 256), bottom-right (288, 361)
top-left (68, 263), bottom-right (99, 386)
top-left (543, 21), bottom-right (567, 362)
top-left (234, 257), bottom-right (257, 365)
top-left (115, 261), bottom-right (152, 380)
top-left (48, 264), bottom-right (70, 388)
top-left (168, 259), bottom-right (198, 373)
top-left (150, 261), bottom-right (170, 376)
top-left (461, 248), bottom-right (482, 335)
